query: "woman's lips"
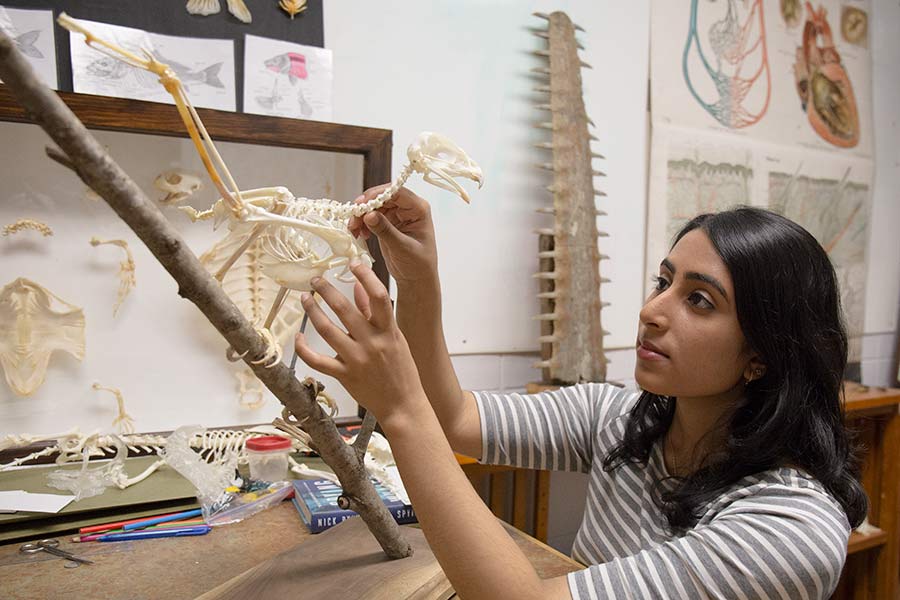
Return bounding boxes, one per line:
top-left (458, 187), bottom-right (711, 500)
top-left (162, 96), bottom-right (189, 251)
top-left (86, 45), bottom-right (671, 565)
top-left (636, 342), bottom-right (669, 361)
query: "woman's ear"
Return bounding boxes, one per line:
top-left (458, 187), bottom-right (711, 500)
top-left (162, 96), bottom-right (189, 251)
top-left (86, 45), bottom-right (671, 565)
top-left (743, 357), bottom-right (766, 383)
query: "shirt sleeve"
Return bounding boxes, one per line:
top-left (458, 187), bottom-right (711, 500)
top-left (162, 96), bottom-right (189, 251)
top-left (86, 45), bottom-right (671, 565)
top-left (474, 383), bottom-right (638, 473)
top-left (567, 483), bottom-right (851, 600)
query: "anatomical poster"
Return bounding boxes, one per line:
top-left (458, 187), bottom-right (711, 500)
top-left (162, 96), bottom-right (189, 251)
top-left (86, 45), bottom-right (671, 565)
top-left (650, 0), bottom-right (873, 157)
top-left (243, 34), bottom-right (333, 121)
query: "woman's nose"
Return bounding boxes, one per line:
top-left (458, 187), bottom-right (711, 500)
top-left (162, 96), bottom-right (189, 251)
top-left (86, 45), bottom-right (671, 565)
top-left (639, 291), bottom-right (670, 330)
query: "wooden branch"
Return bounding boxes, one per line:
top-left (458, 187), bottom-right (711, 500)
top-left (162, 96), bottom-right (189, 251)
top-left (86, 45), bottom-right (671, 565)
top-left (353, 411), bottom-right (378, 462)
top-left (0, 32), bottom-right (411, 559)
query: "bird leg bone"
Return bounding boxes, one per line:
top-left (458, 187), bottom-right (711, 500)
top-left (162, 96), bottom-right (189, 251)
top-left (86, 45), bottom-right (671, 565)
top-left (58, 13), bottom-right (246, 222)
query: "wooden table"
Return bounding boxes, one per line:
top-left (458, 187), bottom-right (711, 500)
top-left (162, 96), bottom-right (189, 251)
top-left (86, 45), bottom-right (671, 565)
top-left (0, 501), bottom-right (582, 600)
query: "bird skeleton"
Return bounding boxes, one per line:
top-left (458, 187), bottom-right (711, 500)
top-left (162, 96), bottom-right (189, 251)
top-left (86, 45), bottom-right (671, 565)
top-left (60, 13), bottom-right (483, 370)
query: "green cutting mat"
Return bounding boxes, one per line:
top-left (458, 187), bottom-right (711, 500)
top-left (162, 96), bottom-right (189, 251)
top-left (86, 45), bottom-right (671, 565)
top-left (0, 456), bottom-right (198, 542)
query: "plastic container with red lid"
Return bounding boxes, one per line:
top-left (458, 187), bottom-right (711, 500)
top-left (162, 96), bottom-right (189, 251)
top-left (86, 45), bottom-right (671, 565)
top-left (245, 436), bottom-right (292, 482)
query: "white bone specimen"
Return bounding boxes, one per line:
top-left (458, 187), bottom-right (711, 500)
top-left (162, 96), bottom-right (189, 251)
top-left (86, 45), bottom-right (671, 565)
top-left (2, 218), bottom-right (53, 237)
top-left (59, 14), bottom-right (483, 371)
top-left (200, 223), bottom-right (308, 408)
top-left (153, 169), bottom-right (203, 205)
top-left (226, 0), bottom-right (252, 23)
top-left (279, 0), bottom-right (308, 19)
top-left (531, 12), bottom-right (609, 384)
top-left (186, 0), bottom-right (220, 16)
top-left (0, 427), bottom-right (313, 490)
top-left (0, 278), bottom-right (85, 396)
top-left (92, 382), bottom-right (136, 434)
top-left (89, 237), bottom-right (136, 317)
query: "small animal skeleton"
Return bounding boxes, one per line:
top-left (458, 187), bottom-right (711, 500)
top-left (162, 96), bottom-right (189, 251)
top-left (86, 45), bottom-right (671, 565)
top-left (185, 0), bottom-right (251, 23)
top-left (530, 12), bottom-right (609, 384)
top-left (89, 237), bottom-right (136, 317)
top-left (0, 426), bottom-right (315, 487)
top-left (92, 382), bottom-right (136, 434)
top-left (0, 277), bottom-right (85, 396)
top-left (59, 13), bottom-right (482, 372)
top-left (3, 218), bottom-right (53, 237)
top-left (153, 169), bottom-right (204, 205)
top-left (199, 227), bottom-right (307, 408)
top-left (226, 0), bottom-right (252, 24)
top-left (279, 0), bottom-right (308, 19)
top-left (186, 0), bottom-right (220, 17)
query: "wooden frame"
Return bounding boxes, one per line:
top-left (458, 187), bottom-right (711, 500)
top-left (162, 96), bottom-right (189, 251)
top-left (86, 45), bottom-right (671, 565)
top-left (0, 85), bottom-right (393, 284)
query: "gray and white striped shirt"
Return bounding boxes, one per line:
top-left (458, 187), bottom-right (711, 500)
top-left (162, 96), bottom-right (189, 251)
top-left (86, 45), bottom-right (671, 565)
top-left (475, 383), bottom-right (850, 599)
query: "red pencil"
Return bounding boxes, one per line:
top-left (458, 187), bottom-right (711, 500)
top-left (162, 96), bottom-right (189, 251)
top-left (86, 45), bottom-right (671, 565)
top-left (78, 510), bottom-right (197, 534)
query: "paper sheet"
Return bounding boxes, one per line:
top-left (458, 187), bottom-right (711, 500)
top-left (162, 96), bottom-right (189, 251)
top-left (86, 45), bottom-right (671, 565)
top-left (68, 17), bottom-right (236, 111)
top-left (244, 34), bottom-right (332, 121)
top-left (0, 6), bottom-right (57, 89)
top-left (0, 490), bottom-right (75, 513)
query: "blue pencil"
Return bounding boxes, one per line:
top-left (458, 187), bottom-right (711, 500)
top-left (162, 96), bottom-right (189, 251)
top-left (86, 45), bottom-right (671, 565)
top-left (122, 508), bottom-right (203, 531)
top-left (97, 525), bottom-right (211, 542)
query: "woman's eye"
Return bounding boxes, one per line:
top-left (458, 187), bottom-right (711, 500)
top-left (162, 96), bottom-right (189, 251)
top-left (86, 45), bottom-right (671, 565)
top-left (688, 291), bottom-right (714, 309)
top-left (651, 275), bottom-right (669, 291)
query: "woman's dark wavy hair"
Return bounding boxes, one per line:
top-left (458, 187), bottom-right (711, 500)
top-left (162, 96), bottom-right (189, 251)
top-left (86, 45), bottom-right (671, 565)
top-left (603, 206), bottom-right (867, 530)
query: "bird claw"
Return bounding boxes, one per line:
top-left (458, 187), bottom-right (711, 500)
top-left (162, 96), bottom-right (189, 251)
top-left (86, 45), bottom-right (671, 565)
top-left (250, 327), bottom-right (283, 368)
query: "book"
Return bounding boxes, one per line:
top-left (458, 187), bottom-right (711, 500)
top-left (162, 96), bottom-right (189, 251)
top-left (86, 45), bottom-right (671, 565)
top-left (291, 478), bottom-right (417, 534)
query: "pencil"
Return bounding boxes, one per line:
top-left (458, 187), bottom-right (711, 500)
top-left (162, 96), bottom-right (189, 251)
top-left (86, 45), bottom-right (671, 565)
top-left (72, 519), bottom-right (206, 542)
top-left (78, 508), bottom-right (200, 534)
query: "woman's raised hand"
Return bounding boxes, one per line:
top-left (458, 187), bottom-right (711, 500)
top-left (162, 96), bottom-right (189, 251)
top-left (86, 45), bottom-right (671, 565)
top-left (348, 185), bottom-right (438, 286)
top-left (294, 260), bottom-right (426, 425)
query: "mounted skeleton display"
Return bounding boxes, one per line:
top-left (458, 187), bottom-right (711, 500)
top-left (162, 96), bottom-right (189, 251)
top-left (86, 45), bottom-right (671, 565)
top-left (531, 11), bottom-right (610, 385)
top-left (0, 13), bottom-right (481, 559)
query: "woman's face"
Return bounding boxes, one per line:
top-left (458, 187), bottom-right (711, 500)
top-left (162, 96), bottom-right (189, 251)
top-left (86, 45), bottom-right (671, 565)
top-left (635, 229), bottom-right (756, 399)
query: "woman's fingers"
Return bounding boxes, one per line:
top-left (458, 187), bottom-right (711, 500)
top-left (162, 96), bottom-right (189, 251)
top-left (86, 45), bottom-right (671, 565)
top-left (353, 281), bottom-right (372, 320)
top-left (309, 275), bottom-right (367, 334)
top-left (348, 183), bottom-right (392, 239)
top-left (294, 332), bottom-right (347, 378)
top-left (349, 261), bottom-right (393, 329)
top-left (299, 291), bottom-right (357, 359)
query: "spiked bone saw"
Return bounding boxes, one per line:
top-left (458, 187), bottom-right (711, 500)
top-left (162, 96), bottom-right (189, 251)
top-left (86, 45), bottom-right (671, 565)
top-left (531, 12), bottom-right (609, 384)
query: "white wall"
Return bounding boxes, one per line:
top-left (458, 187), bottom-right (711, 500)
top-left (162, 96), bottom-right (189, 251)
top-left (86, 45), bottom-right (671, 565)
top-left (325, 1), bottom-right (651, 356)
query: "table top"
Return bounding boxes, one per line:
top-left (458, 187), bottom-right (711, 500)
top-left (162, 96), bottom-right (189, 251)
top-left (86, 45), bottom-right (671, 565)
top-left (0, 501), bottom-right (583, 600)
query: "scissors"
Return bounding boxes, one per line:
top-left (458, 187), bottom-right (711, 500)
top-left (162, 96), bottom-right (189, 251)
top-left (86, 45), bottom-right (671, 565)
top-left (19, 538), bottom-right (94, 565)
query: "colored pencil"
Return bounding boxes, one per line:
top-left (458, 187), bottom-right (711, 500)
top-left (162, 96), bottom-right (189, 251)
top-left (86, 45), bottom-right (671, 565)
top-left (96, 525), bottom-right (211, 542)
top-left (72, 519), bottom-right (206, 543)
top-left (122, 508), bottom-right (203, 531)
top-left (78, 508), bottom-right (200, 534)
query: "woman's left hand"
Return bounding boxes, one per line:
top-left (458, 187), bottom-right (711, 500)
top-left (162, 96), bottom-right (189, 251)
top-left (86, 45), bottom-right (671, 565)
top-left (294, 260), bottom-right (426, 425)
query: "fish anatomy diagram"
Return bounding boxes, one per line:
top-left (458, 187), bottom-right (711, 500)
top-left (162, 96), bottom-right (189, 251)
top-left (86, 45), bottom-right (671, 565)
top-left (68, 18), bottom-right (236, 111)
top-left (243, 34), bottom-right (332, 121)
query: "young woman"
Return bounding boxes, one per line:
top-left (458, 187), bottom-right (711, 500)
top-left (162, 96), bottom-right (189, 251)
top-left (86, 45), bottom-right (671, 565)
top-left (294, 185), bottom-right (867, 599)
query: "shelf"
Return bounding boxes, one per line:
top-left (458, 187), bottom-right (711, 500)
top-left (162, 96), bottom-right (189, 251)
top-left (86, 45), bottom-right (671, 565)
top-left (847, 527), bottom-right (887, 555)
